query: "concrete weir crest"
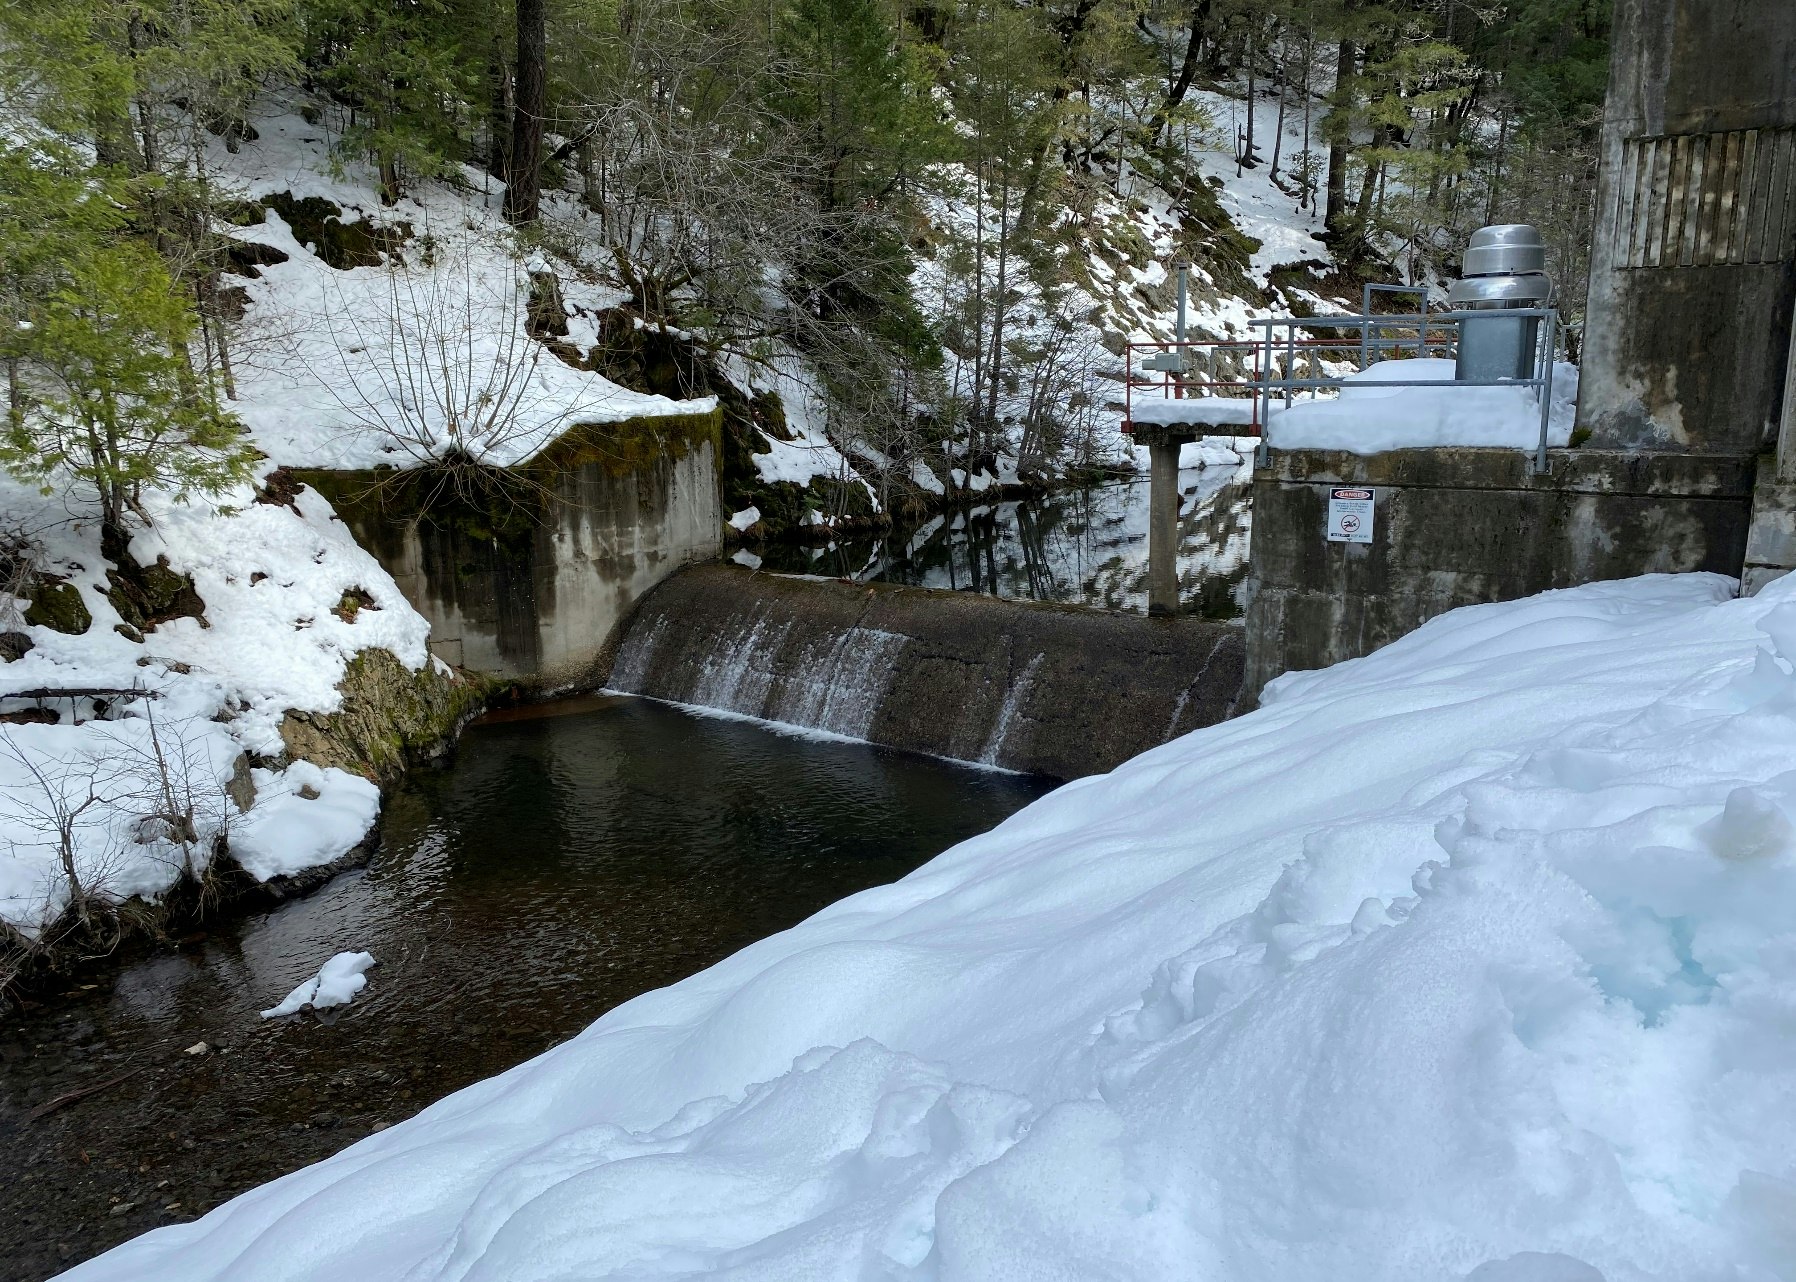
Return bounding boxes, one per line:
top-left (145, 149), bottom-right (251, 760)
top-left (604, 565), bottom-right (1245, 780)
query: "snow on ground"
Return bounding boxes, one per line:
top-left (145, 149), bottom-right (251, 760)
top-left (0, 465), bottom-right (426, 936)
top-left (214, 102), bottom-right (714, 471)
top-left (3, 92), bottom-right (732, 937)
top-left (1189, 87), bottom-right (1331, 281)
top-left (259, 950), bottom-right (377, 1019)
top-left (67, 571), bottom-right (1796, 1281)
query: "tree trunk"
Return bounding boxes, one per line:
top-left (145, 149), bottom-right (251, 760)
top-left (488, 38), bottom-right (514, 184)
top-left (1323, 37), bottom-right (1354, 236)
top-left (1148, 1), bottom-right (1214, 141)
top-left (1270, 27), bottom-right (1287, 178)
top-left (505, 0), bottom-right (547, 224)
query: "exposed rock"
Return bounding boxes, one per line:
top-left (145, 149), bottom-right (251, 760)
top-left (279, 648), bottom-right (487, 784)
top-left (0, 630), bottom-right (33, 661)
top-left (259, 192), bottom-right (410, 271)
top-left (24, 581), bottom-right (91, 635)
top-left (106, 556), bottom-right (206, 633)
top-left (225, 754), bottom-right (257, 814)
top-left (0, 706), bottom-right (58, 725)
top-left (255, 468), bottom-right (305, 509)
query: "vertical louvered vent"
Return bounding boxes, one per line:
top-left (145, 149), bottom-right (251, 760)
top-left (1611, 127), bottom-right (1796, 268)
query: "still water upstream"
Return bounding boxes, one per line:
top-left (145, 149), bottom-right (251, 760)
top-left (0, 697), bottom-right (1050, 1279)
top-left (758, 465), bottom-right (1254, 618)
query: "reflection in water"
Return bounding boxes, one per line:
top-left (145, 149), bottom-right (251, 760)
top-left (0, 699), bottom-right (1049, 1281)
top-left (761, 466), bottom-right (1254, 618)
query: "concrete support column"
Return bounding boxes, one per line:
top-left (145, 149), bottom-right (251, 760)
top-left (1147, 441), bottom-right (1181, 618)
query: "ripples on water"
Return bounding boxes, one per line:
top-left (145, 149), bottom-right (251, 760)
top-left (0, 698), bottom-right (1050, 1279)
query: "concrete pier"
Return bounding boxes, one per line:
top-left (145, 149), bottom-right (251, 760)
top-left (1146, 440), bottom-right (1184, 616)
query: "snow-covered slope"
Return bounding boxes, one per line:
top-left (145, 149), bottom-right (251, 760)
top-left (215, 103), bottom-right (715, 471)
top-left (66, 572), bottom-right (1796, 1281)
top-left (0, 472), bottom-right (424, 934)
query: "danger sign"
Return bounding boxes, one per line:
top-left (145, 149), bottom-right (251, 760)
top-left (1326, 487), bottom-right (1375, 544)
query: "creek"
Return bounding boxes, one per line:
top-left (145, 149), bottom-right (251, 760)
top-left (0, 696), bottom-right (1048, 1280)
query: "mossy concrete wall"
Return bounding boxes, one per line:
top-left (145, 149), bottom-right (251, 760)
top-left (1575, 0), bottom-right (1796, 454)
top-left (609, 563), bottom-right (1244, 780)
top-left (303, 410), bottom-right (722, 690)
top-left (1243, 447), bottom-right (1755, 704)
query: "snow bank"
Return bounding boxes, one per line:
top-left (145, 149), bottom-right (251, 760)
top-left (230, 763), bottom-right (380, 882)
top-left (68, 570), bottom-right (1796, 1281)
top-left (259, 951), bottom-right (376, 1019)
top-left (1267, 358), bottom-right (1578, 454)
top-left (0, 469), bottom-right (422, 934)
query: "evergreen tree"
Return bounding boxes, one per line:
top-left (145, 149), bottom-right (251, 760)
top-left (0, 142), bottom-right (255, 547)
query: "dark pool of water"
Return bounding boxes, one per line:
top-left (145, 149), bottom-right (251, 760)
top-left (756, 467), bottom-right (1254, 618)
top-left (0, 697), bottom-right (1050, 1280)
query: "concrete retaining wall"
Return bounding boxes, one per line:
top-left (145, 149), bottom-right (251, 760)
top-left (1243, 447), bottom-right (1755, 703)
top-left (607, 564), bottom-right (1245, 779)
top-left (303, 412), bottom-right (723, 690)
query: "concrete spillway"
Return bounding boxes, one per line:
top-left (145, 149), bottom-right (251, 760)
top-left (606, 564), bottom-right (1245, 779)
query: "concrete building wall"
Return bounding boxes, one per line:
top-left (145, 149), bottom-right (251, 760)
top-left (1576, 0), bottom-right (1796, 453)
top-left (1242, 448), bottom-right (1754, 704)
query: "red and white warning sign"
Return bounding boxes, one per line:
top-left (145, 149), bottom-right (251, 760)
top-left (1326, 487), bottom-right (1375, 544)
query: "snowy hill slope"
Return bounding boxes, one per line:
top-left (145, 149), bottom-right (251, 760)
top-left (213, 100), bottom-right (716, 470)
top-left (66, 570), bottom-right (1796, 1281)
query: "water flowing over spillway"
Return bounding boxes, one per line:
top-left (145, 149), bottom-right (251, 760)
top-left (607, 564), bottom-right (1246, 778)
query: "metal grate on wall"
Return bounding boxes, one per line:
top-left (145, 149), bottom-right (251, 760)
top-left (1610, 126), bottom-right (1796, 268)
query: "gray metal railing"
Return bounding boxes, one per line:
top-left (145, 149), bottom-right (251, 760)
top-left (1248, 307), bottom-right (1561, 473)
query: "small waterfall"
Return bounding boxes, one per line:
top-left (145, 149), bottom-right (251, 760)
top-left (608, 590), bottom-right (907, 741)
top-left (605, 564), bottom-right (1247, 780)
top-left (607, 614), bottom-right (668, 690)
top-left (779, 627), bottom-right (909, 739)
top-left (687, 610), bottom-right (795, 716)
top-left (980, 652), bottom-right (1044, 766)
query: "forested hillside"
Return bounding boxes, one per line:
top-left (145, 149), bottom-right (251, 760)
top-left (1, 0), bottom-right (1611, 536)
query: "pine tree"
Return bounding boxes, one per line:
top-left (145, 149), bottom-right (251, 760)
top-left (0, 143), bottom-right (255, 547)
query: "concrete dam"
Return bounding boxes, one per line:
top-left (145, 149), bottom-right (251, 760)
top-left (606, 564), bottom-right (1245, 779)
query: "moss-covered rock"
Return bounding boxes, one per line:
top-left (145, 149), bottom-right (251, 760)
top-left (24, 580), bottom-right (91, 635)
top-left (106, 555), bottom-right (206, 633)
top-left (279, 648), bottom-right (489, 784)
top-left (260, 192), bottom-right (410, 270)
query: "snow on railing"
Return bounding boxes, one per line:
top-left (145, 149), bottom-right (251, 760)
top-left (1122, 305), bottom-right (1566, 472)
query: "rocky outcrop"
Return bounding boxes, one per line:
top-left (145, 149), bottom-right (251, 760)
top-left (279, 648), bottom-right (488, 784)
top-left (609, 564), bottom-right (1245, 780)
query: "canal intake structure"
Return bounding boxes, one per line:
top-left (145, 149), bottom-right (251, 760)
top-left (606, 564), bottom-right (1245, 779)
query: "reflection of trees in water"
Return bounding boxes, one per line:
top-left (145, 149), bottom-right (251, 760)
top-left (764, 474), bottom-right (1253, 617)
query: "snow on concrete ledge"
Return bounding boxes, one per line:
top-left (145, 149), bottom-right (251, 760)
top-left (1126, 393), bottom-right (1262, 429)
top-left (1129, 360), bottom-right (1579, 456)
top-left (65, 570), bottom-right (1796, 1281)
top-left (1266, 357), bottom-right (1579, 454)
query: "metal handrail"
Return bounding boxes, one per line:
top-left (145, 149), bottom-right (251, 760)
top-left (1250, 308), bottom-right (1560, 473)
top-left (1122, 306), bottom-right (1562, 474)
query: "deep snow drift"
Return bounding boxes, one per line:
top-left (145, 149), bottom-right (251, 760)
top-left (65, 571), bottom-right (1796, 1281)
